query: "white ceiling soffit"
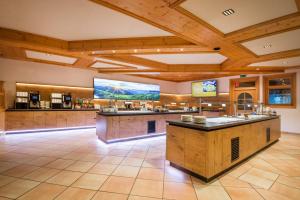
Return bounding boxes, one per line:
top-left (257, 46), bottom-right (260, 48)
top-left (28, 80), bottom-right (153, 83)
top-left (91, 62), bottom-right (127, 69)
top-left (95, 57), bottom-right (150, 70)
top-left (249, 56), bottom-right (300, 67)
top-left (180, 0), bottom-right (298, 34)
top-left (0, 0), bottom-right (172, 40)
top-left (241, 29), bottom-right (300, 56)
top-left (134, 53), bottom-right (227, 64)
top-left (25, 50), bottom-right (77, 64)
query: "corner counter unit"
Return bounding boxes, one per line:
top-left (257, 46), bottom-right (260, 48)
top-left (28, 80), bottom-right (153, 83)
top-left (5, 109), bottom-right (98, 133)
top-left (96, 111), bottom-right (198, 143)
top-left (166, 116), bottom-right (281, 182)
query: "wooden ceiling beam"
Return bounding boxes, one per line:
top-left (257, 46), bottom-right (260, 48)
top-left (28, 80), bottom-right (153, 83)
top-left (225, 13), bottom-right (300, 43)
top-left (68, 36), bottom-right (205, 52)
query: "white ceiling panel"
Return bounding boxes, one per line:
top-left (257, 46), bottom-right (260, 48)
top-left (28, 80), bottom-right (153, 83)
top-left (181, 0), bottom-right (298, 33)
top-left (0, 0), bottom-right (172, 40)
top-left (25, 50), bottom-right (77, 64)
top-left (249, 56), bottom-right (300, 67)
top-left (241, 29), bottom-right (300, 55)
top-left (91, 62), bottom-right (126, 69)
top-left (95, 57), bottom-right (150, 70)
top-left (134, 53), bottom-right (227, 64)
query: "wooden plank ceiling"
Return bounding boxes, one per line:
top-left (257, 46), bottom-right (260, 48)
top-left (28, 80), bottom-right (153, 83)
top-left (0, 0), bottom-right (299, 82)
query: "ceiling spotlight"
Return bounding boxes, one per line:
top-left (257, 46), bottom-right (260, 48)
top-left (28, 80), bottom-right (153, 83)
top-left (222, 9), bottom-right (235, 16)
top-left (92, 51), bottom-right (95, 54)
top-left (180, 48), bottom-right (184, 51)
top-left (256, 68), bottom-right (260, 71)
top-left (112, 50), bottom-right (116, 53)
top-left (213, 47), bottom-right (221, 51)
top-left (283, 61), bottom-right (288, 64)
top-left (134, 49), bottom-right (138, 53)
top-left (263, 44), bottom-right (272, 48)
top-left (157, 49), bottom-right (160, 52)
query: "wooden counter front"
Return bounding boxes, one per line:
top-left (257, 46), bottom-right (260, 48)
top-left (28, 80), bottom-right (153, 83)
top-left (96, 112), bottom-right (198, 143)
top-left (166, 117), bottom-right (281, 182)
top-left (5, 110), bottom-right (97, 132)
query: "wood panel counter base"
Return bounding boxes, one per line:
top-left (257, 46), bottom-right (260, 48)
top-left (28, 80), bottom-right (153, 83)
top-left (166, 116), bottom-right (281, 182)
top-left (170, 139), bottom-right (278, 183)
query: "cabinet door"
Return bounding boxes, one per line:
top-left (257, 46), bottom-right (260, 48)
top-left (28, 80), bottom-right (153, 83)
top-left (45, 112), bottom-right (57, 128)
top-left (166, 125), bottom-right (185, 166)
top-left (33, 112), bottom-right (46, 129)
top-left (85, 111), bottom-right (96, 126)
top-left (56, 112), bottom-right (67, 128)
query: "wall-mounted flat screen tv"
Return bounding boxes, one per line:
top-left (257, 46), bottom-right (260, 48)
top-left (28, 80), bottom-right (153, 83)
top-left (93, 78), bottom-right (160, 100)
top-left (192, 80), bottom-right (217, 97)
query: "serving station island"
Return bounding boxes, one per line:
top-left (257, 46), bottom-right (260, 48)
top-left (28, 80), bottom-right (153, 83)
top-left (96, 111), bottom-right (198, 143)
top-left (166, 115), bottom-right (281, 182)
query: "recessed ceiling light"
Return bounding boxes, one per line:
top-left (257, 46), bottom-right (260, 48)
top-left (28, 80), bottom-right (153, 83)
top-left (263, 44), bottom-right (272, 48)
top-left (92, 51), bottom-right (95, 54)
top-left (157, 49), bottom-right (160, 52)
top-left (180, 48), bottom-right (184, 51)
top-left (256, 68), bottom-right (260, 71)
top-left (134, 49), bottom-right (138, 53)
top-left (283, 61), bottom-right (288, 64)
top-left (112, 50), bottom-right (116, 53)
top-left (222, 9), bottom-right (235, 16)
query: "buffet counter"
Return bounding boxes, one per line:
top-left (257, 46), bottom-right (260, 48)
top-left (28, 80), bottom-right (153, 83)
top-left (96, 111), bottom-right (199, 143)
top-left (166, 115), bottom-right (281, 182)
top-left (4, 109), bottom-right (98, 133)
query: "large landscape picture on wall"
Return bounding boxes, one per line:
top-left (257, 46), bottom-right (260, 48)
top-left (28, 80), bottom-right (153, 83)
top-left (94, 78), bottom-right (160, 100)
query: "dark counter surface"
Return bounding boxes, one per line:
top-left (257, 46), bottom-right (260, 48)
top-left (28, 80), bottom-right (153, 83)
top-left (167, 115), bottom-right (279, 131)
top-left (6, 109), bottom-right (98, 112)
top-left (98, 111), bottom-right (199, 116)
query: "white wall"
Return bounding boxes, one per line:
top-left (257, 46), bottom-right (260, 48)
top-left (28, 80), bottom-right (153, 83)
top-left (0, 58), bottom-right (177, 108)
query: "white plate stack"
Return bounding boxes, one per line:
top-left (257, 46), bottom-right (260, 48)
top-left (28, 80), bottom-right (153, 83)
top-left (181, 115), bottom-right (193, 122)
top-left (193, 116), bottom-right (207, 124)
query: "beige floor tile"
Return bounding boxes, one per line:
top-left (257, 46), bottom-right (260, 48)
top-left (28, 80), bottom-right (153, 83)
top-left (1, 164), bottom-right (39, 177)
top-left (92, 191), bottom-right (128, 200)
top-left (79, 154), bottom-right (103, 163)
top-left (0, 197), bottom-right (11, 200)
top-left (228, 163), bottom-right (252, 178)
top-left (121, 157), bottom-right (143, 167)
top-left (0, 175), bottom-right (17, 187)
top-left (137, 168), bottom-right (164, 181)
top-left (270, 182), bottom-right (300, 200)
top-left (239, 168), bottom-right (278, 189)
top-left (276, 175), bottom-right (300, 189)
top-left (72, 173), bottom-right (108, 190)
top-left (55, 187), bottom-right (96, 200)
top-left (66, 161), bottom-right (95, 172)
top-left (131, 179), bottom-right (163, 198)
top-left (256, 188), bottom-right (292, 200)
top-left (0, 179), bottom-right (40, 199)
top-left (100, 156), bottom-right (124, 165)
top-left (88, 163), bottom-right (118, 175)
top-left (194, 185), bottom-right (231, 200)
top-left (164, 165), bottom-right (191, 183)
top-left (45, 159), bottom-right (75, 170)
top-left (0, 161), bottom-right (19, 173)
top-left (163, 182), bottom-right (197, 200)
top-left (142, 159), bottom-right (165, 169)
top-left (219, 175), bottom-right (251, 188)
top-left (100, 176), bottom-right (135, 194)
top-left (18, 183), bottom-right (66, 200)
top-left (23, 167), bottom-right (60, 182)
top-left (46, 170), bottom-right (83, 186)
top-left (128, 196), bottom-right (160, 200)
top-left (225, 187), bottom-right (263, 200)
top-left (112, 165), bottom-right (140, 178)
top-left (29, 156), bottom-right (57, 166)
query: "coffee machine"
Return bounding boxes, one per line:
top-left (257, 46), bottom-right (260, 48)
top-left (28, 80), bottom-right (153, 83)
top-left (62, 94), bottom-right (72, 109)
top-left (50, 93), bottom-right (63, 109)
top-left (15, 91), bottom-right (29, 109)
top-left (29, 92), bottom-right (40, 109)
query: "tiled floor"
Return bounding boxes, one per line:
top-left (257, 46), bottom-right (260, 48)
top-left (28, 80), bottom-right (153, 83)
top-left (0, 129), bottom-right (300, 200)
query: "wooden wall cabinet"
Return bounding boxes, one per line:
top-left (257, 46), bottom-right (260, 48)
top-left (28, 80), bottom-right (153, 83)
top-left (263, 73), bottom-right (297, 108)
